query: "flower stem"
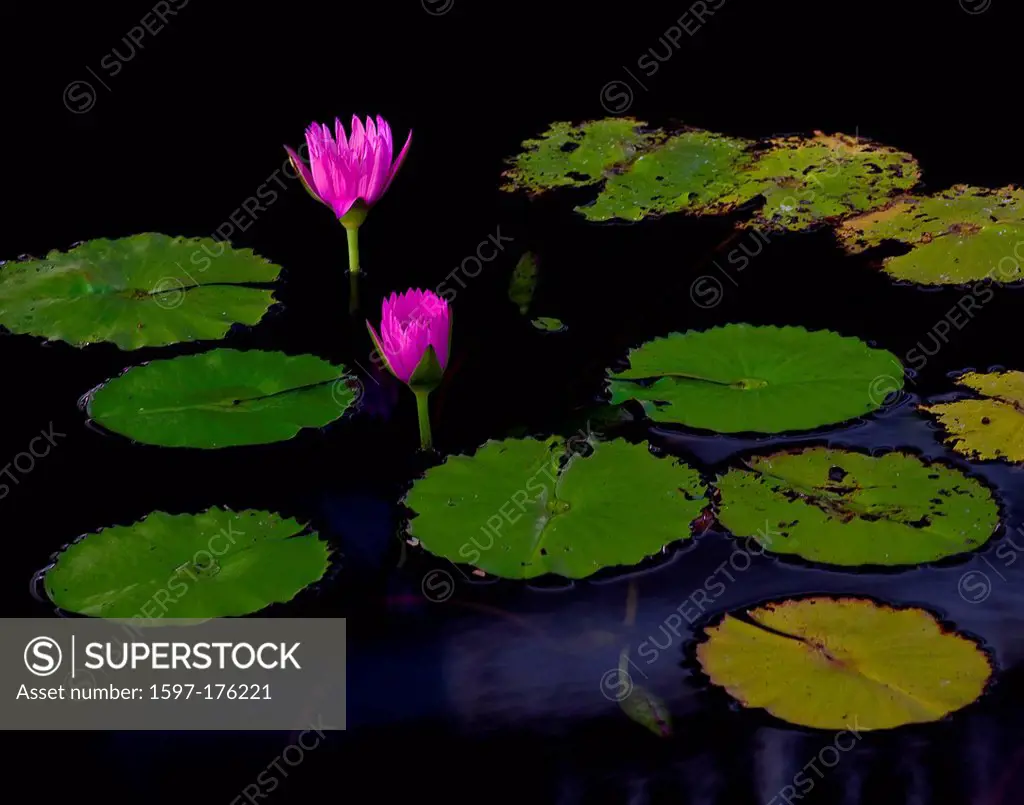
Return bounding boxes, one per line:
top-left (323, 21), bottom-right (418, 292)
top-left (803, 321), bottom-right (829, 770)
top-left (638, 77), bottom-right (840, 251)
top-left (414, 389), bottom-right (433, 450)
top-left (346, 226), bottom-right (360, 274)
top-left (349, 269), bottom-right (359, 314)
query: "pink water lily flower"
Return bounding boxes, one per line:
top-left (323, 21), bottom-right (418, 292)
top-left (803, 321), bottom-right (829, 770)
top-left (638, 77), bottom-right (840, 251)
top-left (285, 115), bottom-right (412, 225)
top-left (368, 289), bottom-right (450, 385)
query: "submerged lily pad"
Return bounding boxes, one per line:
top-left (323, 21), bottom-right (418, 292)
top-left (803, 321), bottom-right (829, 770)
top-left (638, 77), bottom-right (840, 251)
top-left (837, 185), bottom-right (1024, 284)
top-left (716, 447), bottom-right (999, 566)
top-left (921, 370), bottom-right (1024, 462)
top-left (501, 119), bottom-right (660, 194)
top-left (697, 597), bottom-right (992, 730)
top-left (577, 129), bottom-right (754, 222)
top-left (403, 436), bottom-right (707, 580)
top-left (87, 348), bottom-right (357, 448)
top-left (44, 508), bottom-right (331, 618)
top-left (0, 233), bottom-right (281, 349)
top-left (607, 324), bottom-right (903, 434)
top-left (711, 132), bottom-right (921, 232)
top-left (509, 251), bottom-right (538, 315)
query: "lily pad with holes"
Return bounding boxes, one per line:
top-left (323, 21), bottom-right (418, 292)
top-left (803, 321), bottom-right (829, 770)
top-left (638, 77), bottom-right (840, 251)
top-left (921, 370), bottom-right (1024, 462)
top-left (44, 508), bottom-right (331, 619)
top-left (606, 324), bottom-right (903, 434)
top-left (715, 447), bottom-right (999, 566)
top-left (0, 233), bottom-right (281, 349)
top-left (710, 132), bottom-right (921, 232)
top-left (837, 185), bottom-right (1024, 284)
top-left (697, 597), bottom-right (992, 730)
top-left (500, 118), bottom-right (661, 194)
top-left (403, 436), bottom-right (707, 580)
top-left (577, 129), bottom-right (755, 222)
top-left (87, 348), bottom-right (357, 448)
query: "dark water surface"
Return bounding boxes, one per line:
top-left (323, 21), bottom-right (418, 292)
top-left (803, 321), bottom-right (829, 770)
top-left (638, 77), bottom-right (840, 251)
top-left (5, 1), bottom-right (1024, 802)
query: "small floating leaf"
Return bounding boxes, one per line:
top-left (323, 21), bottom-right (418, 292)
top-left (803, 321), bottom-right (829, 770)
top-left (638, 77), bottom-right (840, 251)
top-left (0, 233), bottom-right (280, 349)
top-left (716, 447), bottom-right (999, 566)
top-left (618, 646), bottom-right (672, 737)
top-left (921, 370), bottom-right (1024, 462)
top-left (577, 129), bottom-right (754, 222)
top-left (403, 437), bottom-right (707, 580)
top-left (712, 132), bottom-right (921, 232)
top-left (697, 597), bottom-right (992, 730)
top-left (837, 185), bottom-right (1024, 285)
top-left (607, 324), bottom-right (903, 434)
top-left (531, 316), bottom-right (566, 332)
top-left (87, 348), bottom-right (357, 448)
top-left (44, 508), bottom-right (331, 618)
top-left (501, 118), bottom-right (661, 194)
top-left (509, 251), bottom-right (538, 315)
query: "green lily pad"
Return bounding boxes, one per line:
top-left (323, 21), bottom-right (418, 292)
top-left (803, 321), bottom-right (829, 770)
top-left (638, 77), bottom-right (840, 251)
top-left (403, 436), bottom-right (707, 580)
top-left (920, 370), bottom-right (1024, 462)
top-left (715, 446), bottom-right (999, 566)
top-left (500, 118), bottom-right (661, 194)
top-left (607, 324), bottom-right (903, 434)
top-left (0, 233), bottom-right (281, 349)
top-left (577, 129), bottom-right (755, 222)
top-left (44, 507), bottom-right (331, 618)
top-left (711, 132), bottom-right (921, 232)
top-left (531, 316), bottom-right (566, 332)
top-left (837, 185), bottom-right (1024, 284)
top-left (697, 597), bottom-right (992, 731)
top-left (87, 348), bottom-right (358, 448)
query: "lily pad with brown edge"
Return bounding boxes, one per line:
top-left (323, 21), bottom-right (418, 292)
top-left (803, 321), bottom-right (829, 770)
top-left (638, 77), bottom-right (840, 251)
top-left (500, 118), bottom-right (663, 194)
top-left (920, 370), bottom-right (1024, 462)
top-left (402, 436), bottom-right (708, 580)
top-left (708, 132), bottom-right (921, 232)
top-left (715, 446), bottom-right (1000, 567)
top-left (0, 233), bottom-right (281, 349)
top-left (606, 324), bottom-right (904, 434)
top-left (836, 185), bottom-right (1024, 285)
top-left (696, 597), bottom-right (993, 731)
top-left (576, 129), bottom-right (756, 223)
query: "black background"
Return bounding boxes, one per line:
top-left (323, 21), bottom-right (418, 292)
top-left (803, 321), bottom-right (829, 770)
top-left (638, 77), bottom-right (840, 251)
top-left (4, 1), bottom-right (1024, 802)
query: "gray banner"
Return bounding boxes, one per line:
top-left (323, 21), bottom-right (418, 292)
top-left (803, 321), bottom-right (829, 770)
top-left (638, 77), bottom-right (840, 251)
top-left (4, 618), bottom-right (346, 730)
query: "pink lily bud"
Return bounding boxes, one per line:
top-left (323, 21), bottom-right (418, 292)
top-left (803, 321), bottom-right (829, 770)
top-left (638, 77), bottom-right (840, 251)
top-left (285, 115), bottom-right (412, 228)
top-left (367, 289), bottom-right (451, 388)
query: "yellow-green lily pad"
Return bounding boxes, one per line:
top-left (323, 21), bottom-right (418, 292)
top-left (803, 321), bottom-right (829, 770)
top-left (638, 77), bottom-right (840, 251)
top-left (711, 132), bottom-right (921, 232)
top-left (920, 370), bottom-right (1024, 462)
top-left (697, 597), bottom-right (992, 731)
top-left (837, 185), bottom-right (1024, 285)
top-left (716, 447), bottom-right (1000, 566)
